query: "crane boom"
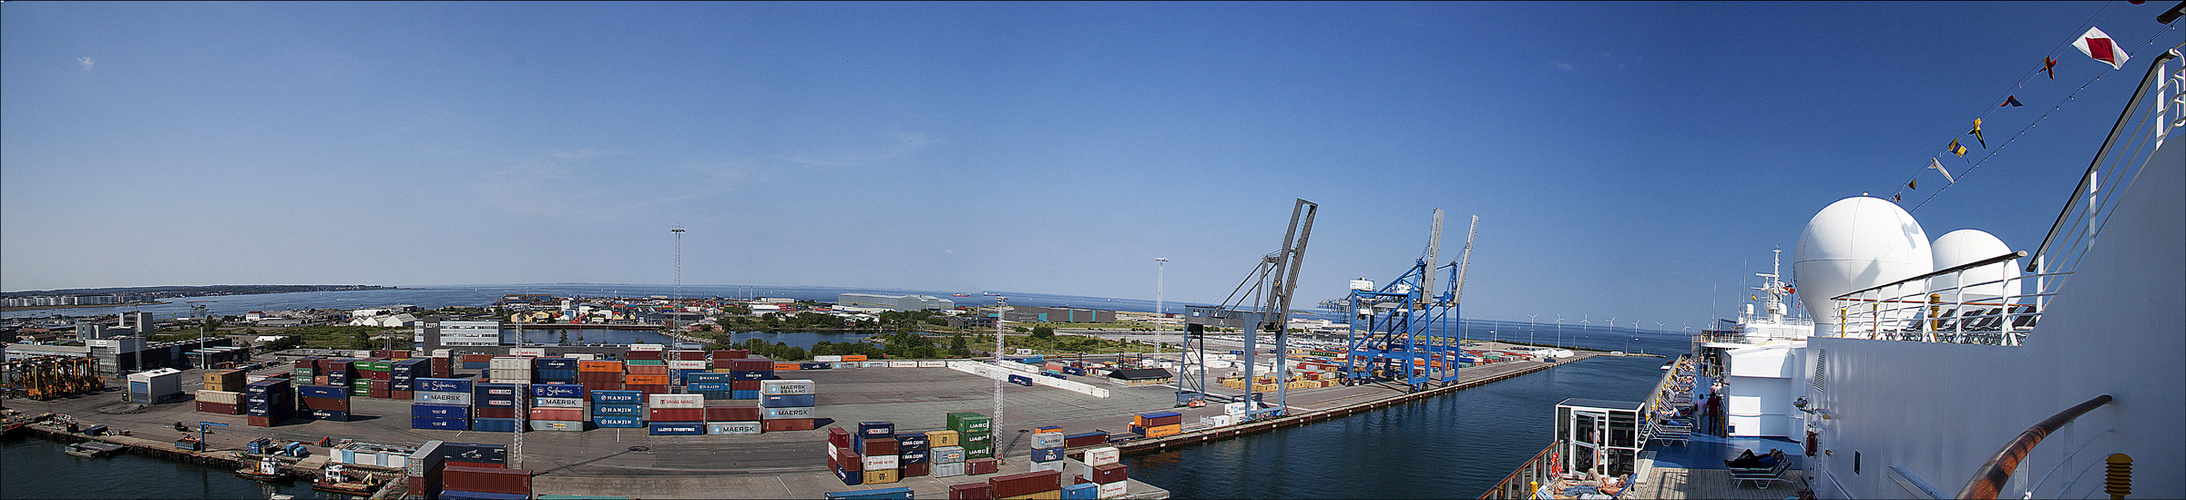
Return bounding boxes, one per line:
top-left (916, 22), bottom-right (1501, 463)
top-left (1453, 215), bottom-right (1477, 304)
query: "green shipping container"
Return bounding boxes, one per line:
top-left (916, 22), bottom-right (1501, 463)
top-left (946, 412), bottom-right (991, 433)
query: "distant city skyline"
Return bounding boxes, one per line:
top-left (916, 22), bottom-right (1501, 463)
top-left (5, 2), bottom-right (2177, 329)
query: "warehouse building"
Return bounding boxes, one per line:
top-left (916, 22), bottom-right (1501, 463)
top-left (412, 316), bottom-right (504, 350)
top-left (837, 293), bottom-right (955, 311)
top-left (1002, 305), bottom-right (1117, 324)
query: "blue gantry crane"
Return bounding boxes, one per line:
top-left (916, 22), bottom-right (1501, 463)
top-left (1344, 209), bottom-right (1475, 391)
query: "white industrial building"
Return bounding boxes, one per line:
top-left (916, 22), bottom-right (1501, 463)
top-left (837, 293), bottom-right (954, 311)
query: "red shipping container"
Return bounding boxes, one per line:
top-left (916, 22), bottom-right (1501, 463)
top-left (446, 460), bottom-right (503, 469)
top-left (728, 359), bottom-right (773, 371)
top-left (627, 365), bottom-right (669, 375)
top-left (712, 349), bottom-right (748, 359)
top-left (530, 407), bottom-right (585, 421)
top-left (967, 458), bottom-right (1000, 475)
top-left (313, 376), bottom-right (330, 386)
top-left (629, 384), bottom-right (671, 395)
top-left (829, 427), bottom-right (854, 447)
top-left (391, 390), bottom-right (413, 400)
top-left (580, 381), bottom-right (625, 392)
top-left (370, 370), bottom-right (392, 381)
top-left (987, 470), bottom-right (1061, 498)
top-left (246, 415), bottom-right (274, 427)
top-left (902, 462), bottom-right (930, 478)
top-left (196, 401), bottom-right (241, 414)
top-left (461, 354), bottom-right (494, 363)
top-left (704, 405), bottom-right (761, 422)
top-left (441, 466), bottom-right (532, 496)
top-left (762, 418), bottom-right (816, 432)
top-left (475, 407), bottom-right (516, 419)
top-left (302, 397), bottom-right (350, 411)
top-left (369, 389), bottom-right (390, 399)
top-left (625, 350), bottom-right (662, 360)
top-left (1089, 463), bottom-right (1128, 484)
top-left (671, 350), bottom-right (706, 361)
top-left (949, 483), bottom-right (993, 500)
top-left (648, 408), bottom-right (704, 422)
top-left (730, 380), bottom-right (762, 391)
top-left (861, 438), bottom-right (898, 456)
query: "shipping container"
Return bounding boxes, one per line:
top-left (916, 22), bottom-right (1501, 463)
top-left (857, 437), bottom-right (898, 456)
top-left (932, 446), bottom-right (966, 464)
top-left (947, 412), bottom-right (992, 433)
top-left (412, 404), bottom-right (471, 418)
top-left (412, 416), bottom-right (471, 431)
top-left (934, 461), bottom-right (968, 478)
top-left (442, 465), bottom-right (532, 496)
top-left (647, 393), bottom-right (705, 408)
top-left (967, 457), bottom-right (1000, 475)
top-left (928, 430), bottom-right (962, 447)
top-left (988, 470), bottom-right (1062, 498)
top-left (705, 405), bottom-right (762, 422)
top-left (647, 422), bottom-right (705, 435)
top-left (529, 383), bottom-right (584, 398)
top-left (1083, 447), bottom-right (1121, 467)
top-left (1064, 431), bottom-right (1109, 448)
top-left (471, 418), bottom-right (521, 433)
top-left (414, 378), bottom-right (473, 393)
top-left (824, 486), bottom-right (913, 500)
top-left (590, 390), bottom-right (642, 405)
top-left (762, 418), bottom-right (817, 432)
top-left (648, 408), bottom-right (704, 422)
top-left (529, 407), bottom-right (585, 421)
top-left (592, 415), bottom-right (643, 428)
top-left (591, 403), bottom-right (642, 416)
top-left (760, 379), bottom-right (816, 395)
top-left (706, 421), bottom-right (762, 435)
top-left (762, 394), bottom-right (817, 408)
top-left (1032, 432), bottom-right (1065, 450)
top-left (949, 483), bottom-right (993, 500)
top-left (1031, 447), bottom-right (1063, 462)
top-left (532, 396), bottom-right (585, 408)
top-left (762, 407), bottom-right (817, 420)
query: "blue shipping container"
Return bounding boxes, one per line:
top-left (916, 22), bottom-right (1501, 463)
top-left (471, 418), bottom-right (521, 433)
top-left (730, 390), bottom-right (760, 400)
top-left (411, 416), bottom-right (470, 431)
top-left (648, 422), bottom-right (704, 435)
top-left (799, 362), bottom-right (830, 370)
top-left (534, 358), bottom-right (578, 369)
top-left (592, 415), bottom-right (644, 428)
top-left (687, 382), bottom-right (734, 392)
top-left (590, 390), bottom-right (642, 404)
top-left (727, 370), bottom-right (768, 381)
top-left (1009, 374), bottom-right (1034, 386)
top-left (303, 409), bottom-right (350, 422)
top-left (530, 383), bottom-right (584, 398)
top-left (412, 404), bottom-right (472, 418)
top-left (825, 486), bottom-right (914, 500)
top-left (414, 378), bottom-right (472, 393)
top-left (686, 372), bottom-right (735, 383)
top-left (834, 464), bottom-right (863, 486)
top-left (297, 385), bottom-right (347, 399)
top-left (1031, 447), bottom-right (1062, 462)
top-left (590, 404), bottom-right (642, 416)
top-left (763, 394), bottom-right (817, 408)
top-left (900, 450), bottom-right (929, 464)
top-left (1062, 482), bottom-right (1098, 500)
top-left (858, 421), bottom-right (896, 437)
top-left (896, 434), bottom-right (929, 448)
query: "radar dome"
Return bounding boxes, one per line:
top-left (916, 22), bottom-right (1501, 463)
top-left (1794, 197), bottom-right (1934, 327)
top-left (1930, 229), bottom-right (2019, 299)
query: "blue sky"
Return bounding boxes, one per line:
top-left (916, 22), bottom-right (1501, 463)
top-left (5, 2), bottom-right (2179, 329)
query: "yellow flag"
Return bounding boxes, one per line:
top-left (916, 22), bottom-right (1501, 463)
top-left (1949, 139), bottom-right (1967, 157)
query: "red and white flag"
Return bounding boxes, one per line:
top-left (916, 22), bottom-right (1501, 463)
top-left (2073, 27), bottom-right (2130, 70)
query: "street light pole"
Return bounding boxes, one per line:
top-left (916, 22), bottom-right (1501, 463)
top-left (1557, 317), bottom-right (1565, 350)
top-left (1527, 314), bottom-right (1539, 347)
top-left (1155, 258), bottom-right (1168, 325)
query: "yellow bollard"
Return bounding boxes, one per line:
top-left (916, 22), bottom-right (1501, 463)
top-left (2104, 453), bottom-right (2131, 499)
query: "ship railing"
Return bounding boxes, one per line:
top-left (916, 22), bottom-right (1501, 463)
top-left (1955, 394), bottom-right (2112, 499)
top-left (1479, 441), bottom-right (1562, 499)
top-left (1832, 44), bottom-right (2184, 347)
top-left (1826, 251), bottom-right (2048, 346)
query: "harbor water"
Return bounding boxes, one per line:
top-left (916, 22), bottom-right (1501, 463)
top-left (0, 435), bottom-right (355, 499)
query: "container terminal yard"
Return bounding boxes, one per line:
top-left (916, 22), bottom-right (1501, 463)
top-left (1, 336), bottom-right (1609, 499)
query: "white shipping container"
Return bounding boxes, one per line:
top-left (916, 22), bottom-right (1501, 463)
top-left (918, 361), bottom-right (946, 368)
top-left (813, 355), bottom-right (843, 363)
top-left (530, 420), bottom-right (585, 432)
top-left (931, 446), bottom-right (965, 464)
top-left (932, 462), bottom-right (967, 477)
top-left (532, 397), bottom-right (585, 408)
top-left (431, 349), bottom-right (453, 357)
top-left (487, 378), bottom-right (532, 385)
top-left (490, 357), bottom-right (531, 369)
top-left (508, 347), bottom-right (547, 357)
top-left (1032, 432), bottom-right (1065, 449)
top-left (667, 360), bottom-right (708, 370)
top-left (196, 390), bottom-right (242, 405)
top-left (647, 393), bottom-right (705, 409)
top-left (759, 379), bottom-right (816, 395)
top-left (407, 441), bottom-right (444, 476)
top-left (415, 391), bottom-right (473, 406)
top-left (762, 407), bottom-right (817, 419)
top-left (707, 422), bottom-right (762, 435)
top-left (863, 361), bottom-right (889, 368)
top-left (888, 361), bottom-right (917, 368)
top-left (568, 353), bottom-right (597, 360)
top-left (1199, 415), bottom-right (1234, 427)
top-left (861, 454), bottom-right (898, 470)
top-left (1029, 460), bottom-right (1066, 473)
top-left (1084, 447), bottom-right (1121, 466)
top-left (628, 343), bottom-right (665, 352)
top-left (1098, 481), bottom-right (1128, 498)
top-left (1224, 402), bottom-right (1248, 414)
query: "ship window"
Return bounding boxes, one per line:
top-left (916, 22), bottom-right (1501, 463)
top-left (1854, 451), bottom-right (1861, 474)
top-left (1811, 349), bottom-right (1827, 392)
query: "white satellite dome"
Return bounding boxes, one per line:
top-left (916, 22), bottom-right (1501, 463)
top-left (1930, 229), bottom-right (2019, 299)
top-left (1794, 196), bottom-right (1934, 326)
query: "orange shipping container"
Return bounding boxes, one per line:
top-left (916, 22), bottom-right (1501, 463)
top-left (1144, 424), bottom-right (1183, 437)
top-left (578, 361), bottom-right (624, 372)
top-left (624, 374), bottom-right (672, 385)
top-left (774, 363), bottom-right (801, 371)
top-left (841, 355), bottom-right (868, 362)
top-left (626, 365), bottom-right (669, 375)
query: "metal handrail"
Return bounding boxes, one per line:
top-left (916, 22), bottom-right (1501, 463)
top-left (1830, 252), bottom-right (2028, 301)
top-left (2027, 44), bottom-right (2183, 272)
top-left (1955, 394), bottom-right (2113, 499)
top-left (1480, 441), bottom-right (1561, 499)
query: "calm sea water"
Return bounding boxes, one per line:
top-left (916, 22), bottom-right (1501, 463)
top-left (0, 435), bottom-right (351, 500)
top-left (1126, 332), bottom-right (1689, 499)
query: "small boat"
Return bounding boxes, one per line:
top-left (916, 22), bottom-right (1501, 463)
top-left (63, 441), bottom-right (127, 458)
top-left (235, 456), bottom-right (285, 481)
top-left (312, 463), bottom-right (380, 495)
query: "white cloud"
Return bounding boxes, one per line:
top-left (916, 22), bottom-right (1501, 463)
top-left (77, 56), bottom-right (94, 70)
